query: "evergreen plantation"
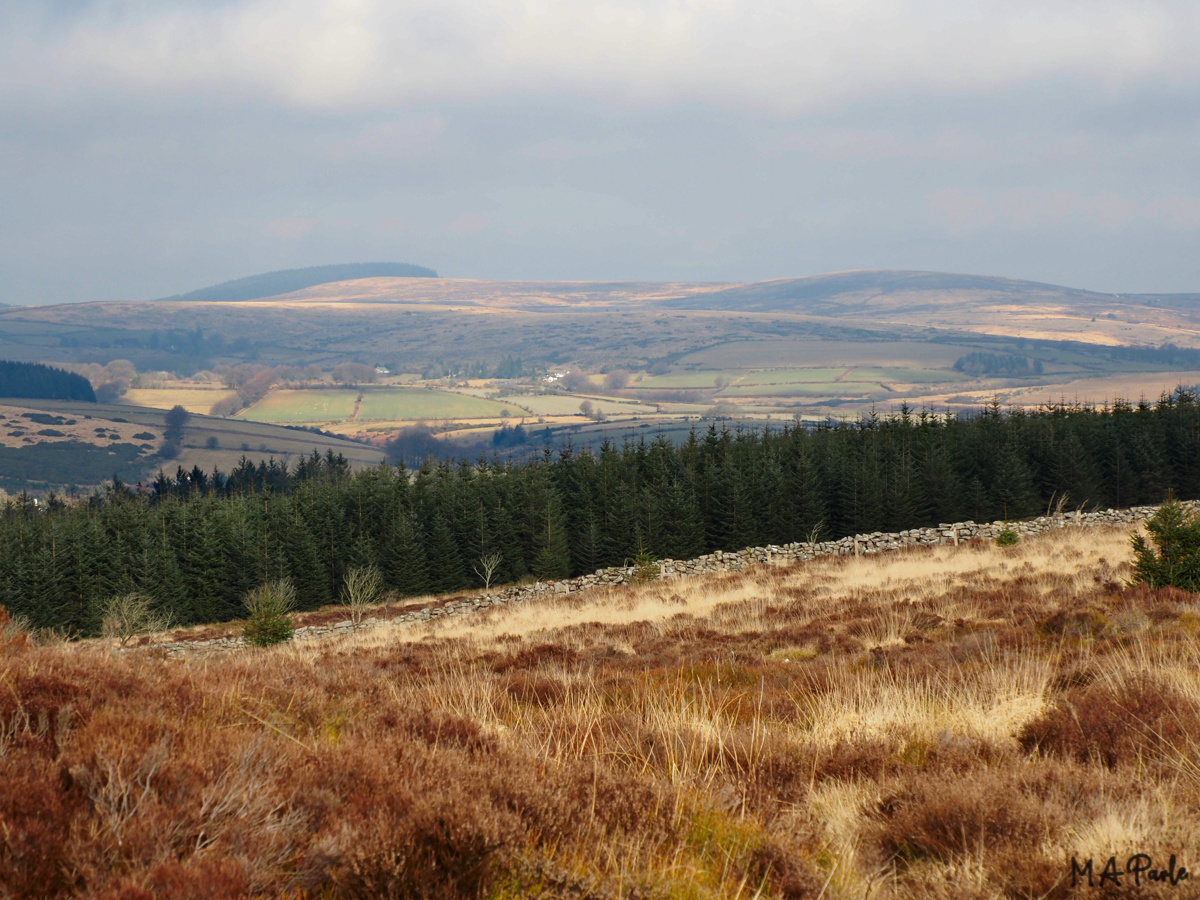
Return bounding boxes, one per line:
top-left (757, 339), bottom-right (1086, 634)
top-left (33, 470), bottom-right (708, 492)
top-left (4, 394), bottom-right (1200, 636)
top-left (0, 360), bottom-right (96, 402)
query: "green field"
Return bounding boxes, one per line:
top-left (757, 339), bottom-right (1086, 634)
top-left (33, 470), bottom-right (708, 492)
top-left (510, 394), bottom-right (653, 416)
top-left (678, 340), bottom-right (967, 369)
top-left (638, 363), bottom-right (960, 392)
top-left (357, 388), bottom-right (524, 420)
top-left (730, 368), bottom-right (848, 386)
top-left (634, 372), bottom-right (727, 388)
top-left (721, 382), bottom-right (883, 398)
top-left (852, 366), bottom-right (960, 383)
top-left (240, 390), bottom-right (359, 423)
top-left (240, 388), bottom-right (526, 424)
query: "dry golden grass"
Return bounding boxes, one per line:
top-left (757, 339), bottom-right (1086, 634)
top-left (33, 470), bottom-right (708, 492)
top-left (123, 385), bottom-right (237, 415)
top-left (6, 524), bottom-right (1200, 898)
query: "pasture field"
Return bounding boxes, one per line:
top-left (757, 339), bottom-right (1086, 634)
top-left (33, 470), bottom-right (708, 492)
top-left (676, 339), bottom-right (969, 369)
top-left (239, 388), bottom-right (526, 425)
top-left (9, 524), bottom-right (1200, 898)
top-left (238, 390), bottom-right (359, 423)
top-left (356, 388), bottom-right (525, 420)
top-left (633, 371), bottom-right (731, 388)
top-left (847, 365), bottom-right (961, 383)
top-left (509, 393), bottom-right (655, 417)
top-left (998, 370), bottom-right (1200, 407)
top-left (123, 386), bottom-right (237, 415)
top-left (721, 381), bottom-right (883, 398)
top-left (726, 367), bottom-right (852, 385)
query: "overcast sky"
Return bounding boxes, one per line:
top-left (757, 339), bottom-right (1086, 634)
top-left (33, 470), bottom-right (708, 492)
top-left (3, 0), bottom-right (1200, 304)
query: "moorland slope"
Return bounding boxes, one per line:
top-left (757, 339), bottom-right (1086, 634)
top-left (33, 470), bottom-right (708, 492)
top-left (159, 262), bottom-right (438, 303)
top-left (4, 524), bottom-right (1198, 898)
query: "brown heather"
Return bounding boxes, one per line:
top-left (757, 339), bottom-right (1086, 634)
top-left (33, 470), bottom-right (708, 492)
top-left (5, 525), bottom-right (1200, 898)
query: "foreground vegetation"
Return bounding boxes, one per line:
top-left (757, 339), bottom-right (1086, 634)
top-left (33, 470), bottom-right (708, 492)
top-left (3, 525), bottom-right (1199, 898)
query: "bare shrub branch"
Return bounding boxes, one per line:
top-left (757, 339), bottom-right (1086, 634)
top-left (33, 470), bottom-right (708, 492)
top-left (340, 566), bottom-right (383, 628)
top-left (100, 593), bottom-right (171, 648)
top-left (473, 551), bottom-right (503, 592)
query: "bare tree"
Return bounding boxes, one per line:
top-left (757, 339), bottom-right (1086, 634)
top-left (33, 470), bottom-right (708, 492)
top-left (331, 362), bottom-right (378, 385)
top-left (473, 551), bottom-right (503, 592)
top-left (341, 565), bottom-right (384, 627)
top-left (603, 369), bottom-right (630, 391)
top-left (560, 370), bottom-right (591, 392)
top-left (101, 592), bottom-right (171, 648)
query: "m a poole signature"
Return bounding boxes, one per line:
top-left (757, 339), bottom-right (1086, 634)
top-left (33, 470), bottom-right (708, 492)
top-left (1071, 854), bottom-right (1189, 888)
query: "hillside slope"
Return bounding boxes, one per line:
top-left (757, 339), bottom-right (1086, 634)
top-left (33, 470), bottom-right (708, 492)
top-left (218, 269), bottom-right (1200, 347)
top-left (160, 262), bottom-right (438, 303)
top-left (5, 524), bottom-right (1199, 898)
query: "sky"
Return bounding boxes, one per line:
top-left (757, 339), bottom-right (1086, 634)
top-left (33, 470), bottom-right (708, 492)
top-left (2, 0), bottom-right (1200, 304)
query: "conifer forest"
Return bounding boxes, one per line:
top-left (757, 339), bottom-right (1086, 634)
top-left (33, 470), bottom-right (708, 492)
top-left (3, 395), bottom-right (1199, 636)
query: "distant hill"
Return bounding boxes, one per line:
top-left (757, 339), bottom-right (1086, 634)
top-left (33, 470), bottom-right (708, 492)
top-left (657, 269), bottom-right (1112, 314)
top-left (0, 360), bottom-right (96, 402)
top-left (163, 263), bottom-right (438, 303)
top-left (1129, 293), bottom-right (1200, 310)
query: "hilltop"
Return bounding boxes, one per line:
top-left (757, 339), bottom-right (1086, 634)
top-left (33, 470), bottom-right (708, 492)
top-left (226, 268), bottom-right (1200, 348)
top-left (157, 262), bottom-right (438, 304)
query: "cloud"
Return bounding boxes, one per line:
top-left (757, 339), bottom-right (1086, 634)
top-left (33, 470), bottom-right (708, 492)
top-left (928, 186), bottom-right (1200, 234)
top-left (3, 1), bottom-right (1200, 302)
top-left (4, 1), bottom-right (1199, 113)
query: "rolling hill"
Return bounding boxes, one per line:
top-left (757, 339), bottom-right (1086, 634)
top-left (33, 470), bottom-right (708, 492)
top-left (159, 262), bottom-right (438, 303)
top-left (3, 268), bottom-right (1200, 443)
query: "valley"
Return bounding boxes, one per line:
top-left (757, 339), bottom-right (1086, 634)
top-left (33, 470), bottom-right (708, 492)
top-left (2, 268), bottom-right (1200, 487)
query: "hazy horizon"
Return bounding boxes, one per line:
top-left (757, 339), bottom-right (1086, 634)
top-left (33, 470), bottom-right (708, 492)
top-left (4, 1), bottom-right (1200, 305)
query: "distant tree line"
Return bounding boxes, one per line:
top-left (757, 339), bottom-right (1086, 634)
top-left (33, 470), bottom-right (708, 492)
top-left (1107, 342), bottom-right (1200, 369)
top-left (421, 358), bottom-right (513, 380)
top-left (0, 360), bottom-right (96, 402)
top-left (954, 352), bottom-right (1044, 377)
top-left (4, 393), bottom-right (1200, 635)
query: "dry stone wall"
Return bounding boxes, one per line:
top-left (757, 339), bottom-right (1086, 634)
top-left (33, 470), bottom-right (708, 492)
top-left (163, 500), bottom-right (1191, 656)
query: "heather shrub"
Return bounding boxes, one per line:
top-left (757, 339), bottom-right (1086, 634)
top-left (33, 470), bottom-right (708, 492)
top-left (502, 672), bottom-right (566, 707)
top-left (748, 840), bottom-right (823, 899)
top-left (874, 767), bottom-right (1062, 868)
top-left (96, 857), bottom-right (248, 900)
top-left (318, 750), bottom-right (523, 899)
top-left (241, 579), bottom-right (295, 647)
top-left (1019, 676), bottom-right (1200, 768)
top-left (0, 751), bottom-right (83, 899)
